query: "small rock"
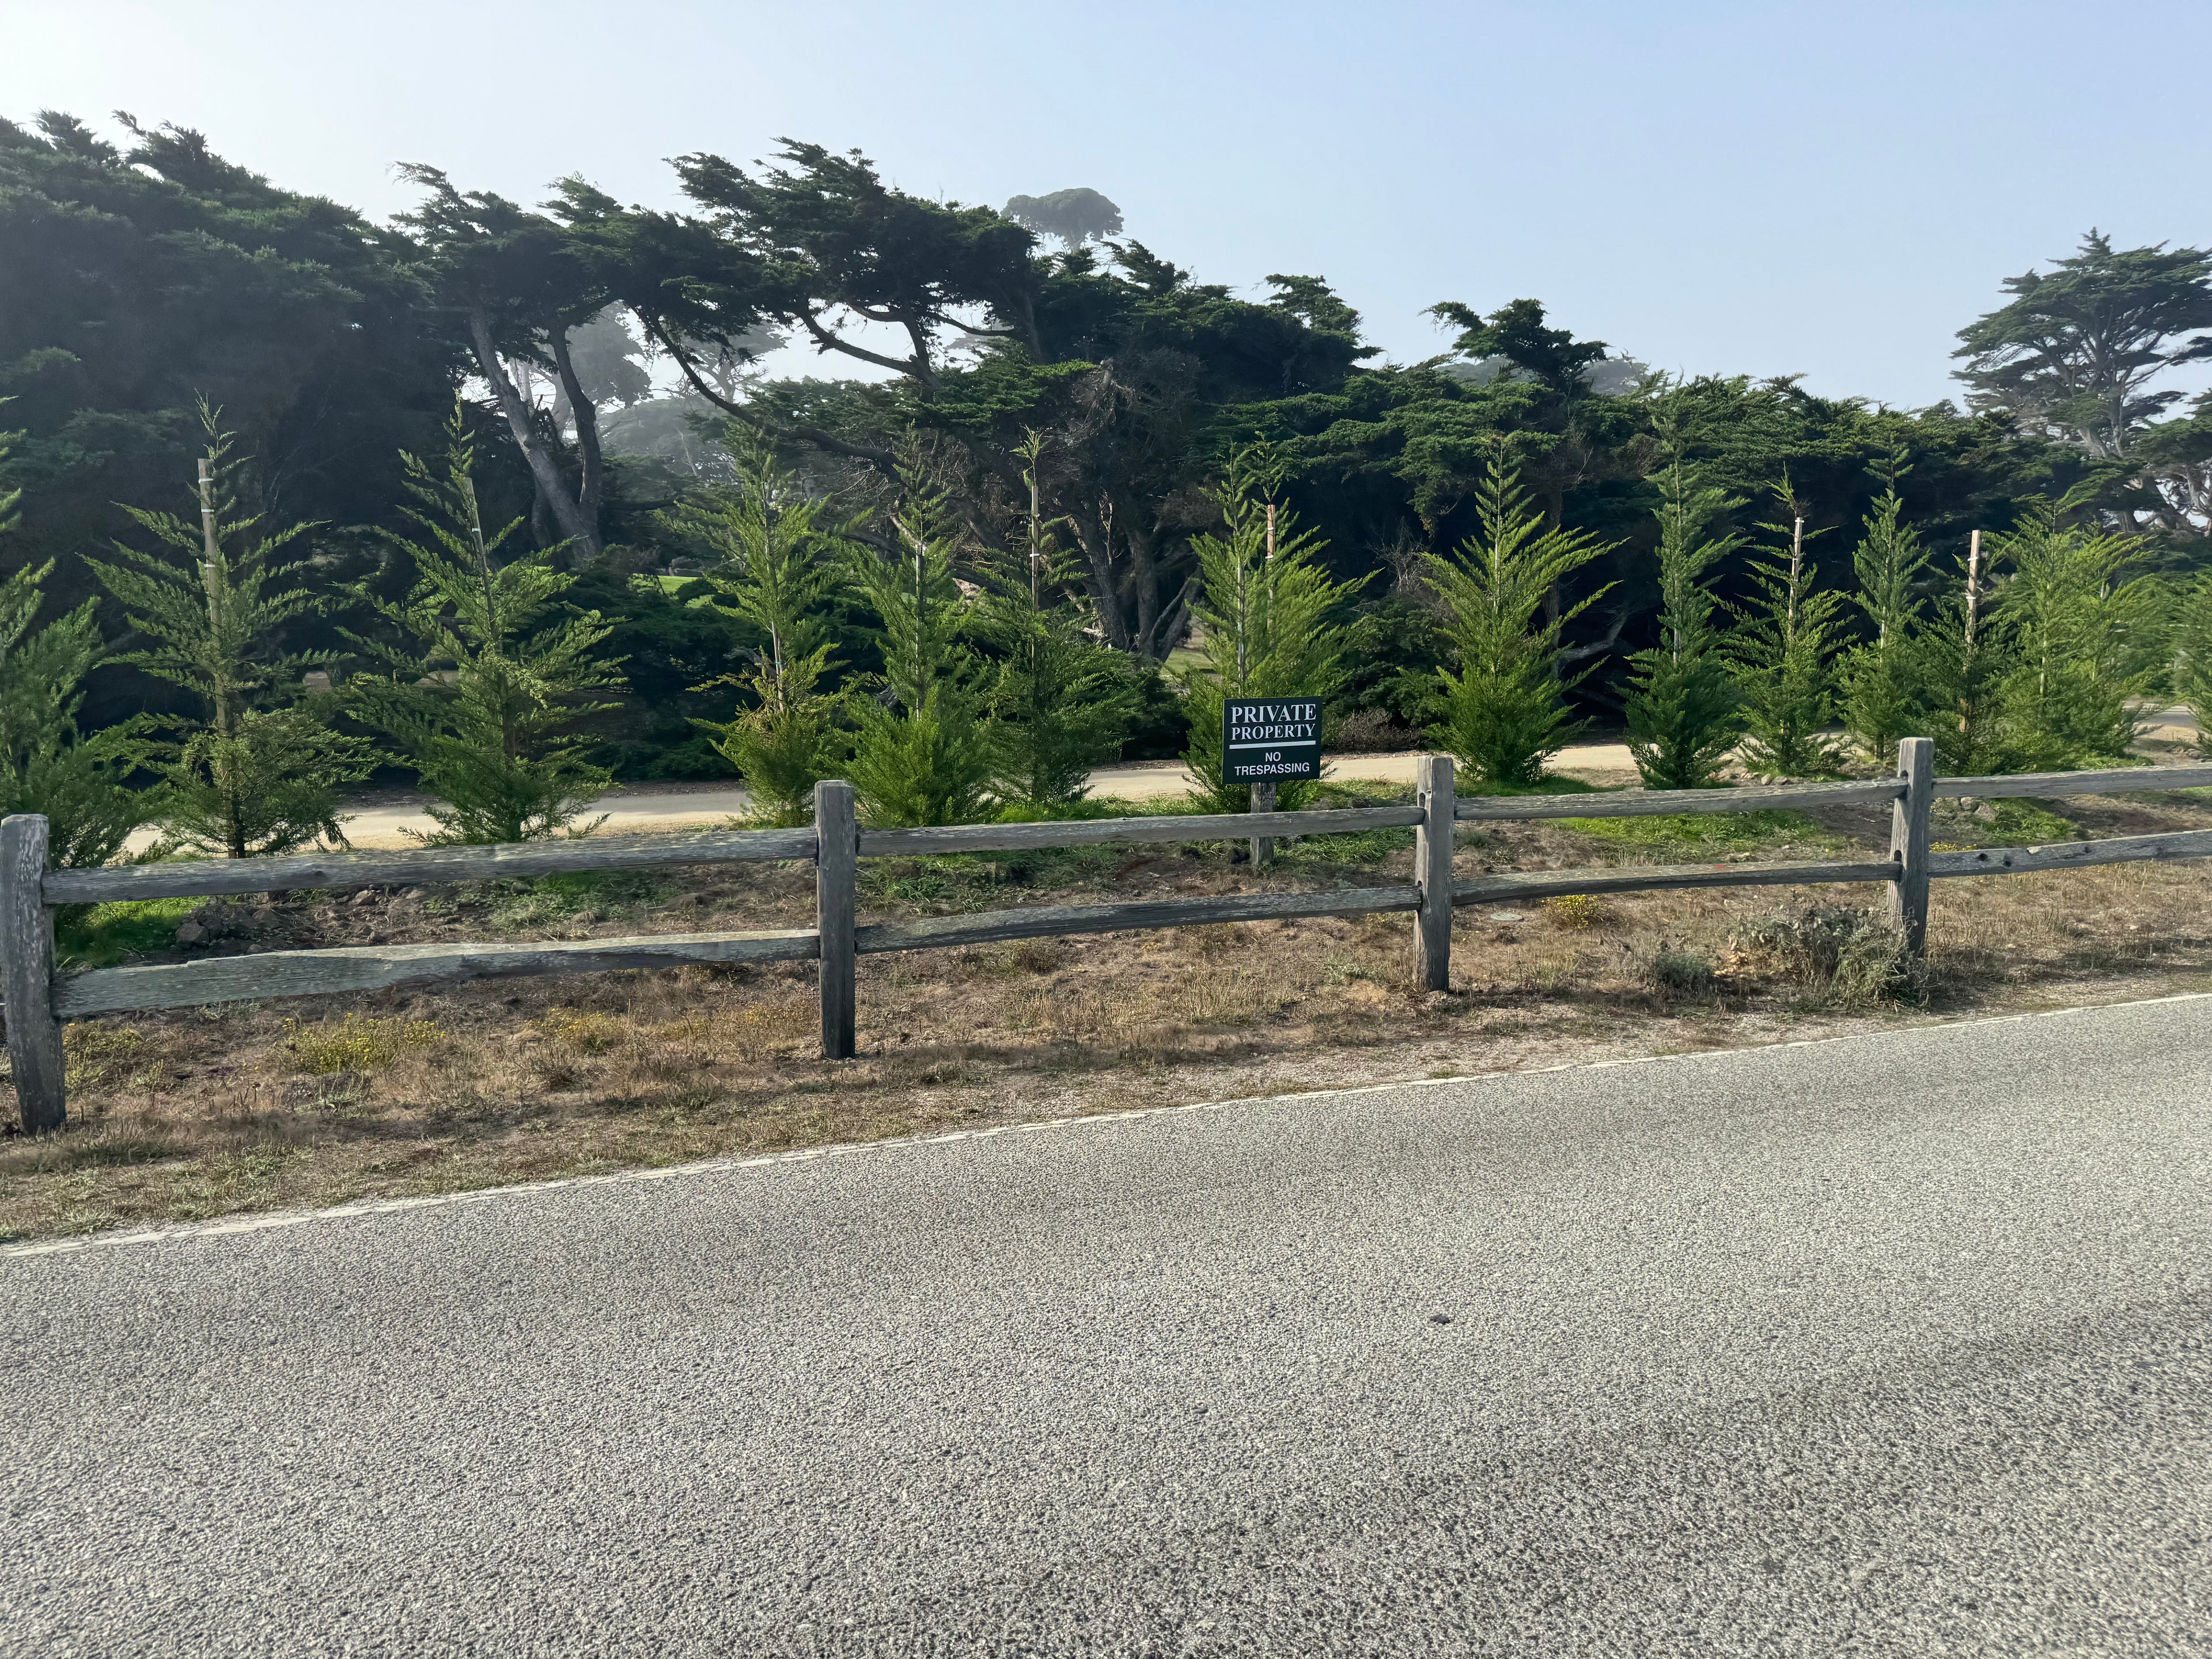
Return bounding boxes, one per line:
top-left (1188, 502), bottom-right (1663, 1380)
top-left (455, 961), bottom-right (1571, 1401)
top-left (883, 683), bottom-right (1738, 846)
top-left (1488, 910), bottom-right (1528, 923)
top-left (173, 921), bottom-right (205, 946)
top-left (400, 887), bottom-right (427, 902)
top-left (349, 889), bottom-right (378, 907)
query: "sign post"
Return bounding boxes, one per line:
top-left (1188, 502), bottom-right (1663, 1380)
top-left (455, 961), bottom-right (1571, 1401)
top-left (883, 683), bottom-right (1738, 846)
top-left (1224, 698), bottom-right (1323, 867)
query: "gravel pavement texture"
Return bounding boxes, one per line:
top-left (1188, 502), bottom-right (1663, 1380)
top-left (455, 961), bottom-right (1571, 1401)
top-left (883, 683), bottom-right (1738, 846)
top-left (4, 997), bottom-right (2210, 1655)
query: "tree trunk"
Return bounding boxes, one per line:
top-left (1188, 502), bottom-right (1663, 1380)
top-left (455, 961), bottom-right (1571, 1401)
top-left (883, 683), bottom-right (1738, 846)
top-left (546, 322), bottom-right (607, 543)
top-left (467, 309), bottom-right (601, 559)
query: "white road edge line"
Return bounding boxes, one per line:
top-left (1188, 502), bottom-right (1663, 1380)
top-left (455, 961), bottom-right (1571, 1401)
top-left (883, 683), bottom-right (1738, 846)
top-left (7, 988), bottom-right (2207, 1262)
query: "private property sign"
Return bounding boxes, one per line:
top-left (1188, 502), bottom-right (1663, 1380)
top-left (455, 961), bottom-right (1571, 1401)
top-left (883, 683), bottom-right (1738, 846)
top-left (1224, 698), bottom-right (1323, 783)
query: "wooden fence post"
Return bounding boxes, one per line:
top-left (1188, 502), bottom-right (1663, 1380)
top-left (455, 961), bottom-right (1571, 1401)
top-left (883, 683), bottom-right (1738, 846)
top-left (2, 815), bottom-right (66, 1132)
top-left (815, 780), bottom-right (858, 1060)
top-left (1888, 737), bottom-right (1933, 955)
top-left (1414, 755), bottom-right (1455, 991)
top-left (1249, 780), bottom-right (1276, 866)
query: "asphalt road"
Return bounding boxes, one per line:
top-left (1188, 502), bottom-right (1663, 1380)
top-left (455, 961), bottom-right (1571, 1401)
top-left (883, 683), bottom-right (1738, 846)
top-left (5, 998), bottom-right (2210, 1656)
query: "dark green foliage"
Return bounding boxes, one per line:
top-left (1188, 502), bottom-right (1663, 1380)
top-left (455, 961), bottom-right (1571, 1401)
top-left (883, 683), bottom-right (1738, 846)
top-left (0, 113), bottom-right (459, 736)
top-left (2173, 569), bottom-right (2212, 757)
top-left (666, 440), bottom-right (850, 824)
top-left (1623, 460), bottom-right (1744, 790)
top-left (1732, 482), bottom-right (1846, 780)
top-left (1425, 460), bottom-right (1614, 787)
top-left (1177, 448), bottom-right (1363, 812)
top-left (86, 408), bottom-right (376, 857)
top-left (843, 462), bottom-right (994, 827)
top-left (980, 436), bottom-right (1138, 809)
top-left (346, 407), bottom-right (624, 843)
top-left (1990, 499), bottom-right (2163, 768)
top-left (1840, 480), bottom-right (1936, 767)
top-left (0, 416), bottom-right (157, 868)
top-left (1955, 231), bottom-right (2212, 460)
top-left (1918, 537), bottom-right (2013, 777)
top-left (1002, 189), bottom-right (1123, 248)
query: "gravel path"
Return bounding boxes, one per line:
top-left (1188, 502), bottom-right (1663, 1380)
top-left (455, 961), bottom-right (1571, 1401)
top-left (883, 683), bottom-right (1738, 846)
top-left (4, 997), bottom-right (2208, 1654)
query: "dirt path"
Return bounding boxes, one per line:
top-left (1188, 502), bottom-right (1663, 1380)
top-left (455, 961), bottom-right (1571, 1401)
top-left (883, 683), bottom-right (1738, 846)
top-left (191, 744), bottom-right (1642, 852)
top-left (121, 707), bottom-right (2204, 853)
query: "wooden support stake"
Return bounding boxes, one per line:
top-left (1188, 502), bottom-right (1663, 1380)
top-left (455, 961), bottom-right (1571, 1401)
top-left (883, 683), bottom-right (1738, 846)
top-left (2, 815), bottom-right (65, 1132)
top-left (1414, 755), bottom-right (1455, 991)
top-left (1888, 737), bottom-right (1933, 954)
top-left (815, 780), bottom-right (858, 1060)
top-left (1249, 780), bottom-right (1276, 866)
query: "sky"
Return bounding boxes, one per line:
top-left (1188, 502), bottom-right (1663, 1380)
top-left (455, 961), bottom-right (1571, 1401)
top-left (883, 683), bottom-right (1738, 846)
top-left (5, 0), bottom-right (2207, 408)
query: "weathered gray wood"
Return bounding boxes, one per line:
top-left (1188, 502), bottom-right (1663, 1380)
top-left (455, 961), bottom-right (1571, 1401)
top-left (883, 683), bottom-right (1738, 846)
top-left (1249, 779), bottom-right (1277, 867)
top-left (1930, 827), bottom-right (2212, 880)
top-left (1414, 756), bottom-right (1454, 991)
top-left (855, 884), bottom-right (1422, 955)
top-left (54, 927), bottom-right (820, 1018)
top-left (2, 816), bottom-right (66, 1131)
top-left (43, 825), bottom-right (820, 906)
top-left (1888, 737), bottom-right (1934, 954)
top-left (1454, 857), bottom-right (1897, 907)
top-left (1455, 778), bottom-right (1905, 822)
top-left (815, 781), bottom-right (857, 1060)
top-left (856, 803), bottom-right (1423, 858)
top-left (1931, 763), bottom-right (2212, 800)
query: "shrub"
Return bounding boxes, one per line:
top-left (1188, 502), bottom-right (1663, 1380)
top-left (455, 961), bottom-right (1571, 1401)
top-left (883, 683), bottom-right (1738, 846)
top-left (1728, 903), bottom-right (1925, 1007)
top-left (347, 403), bottom-right (624, 844)
top-left (1539, 893), bottom-right (1613, 930)
top-left (1643, 946), bottom-right (1717, 997)
top-left (1425, 459), bottom-right (1615, 787)
top-left (282, 1013), bottom-right (443, 1075)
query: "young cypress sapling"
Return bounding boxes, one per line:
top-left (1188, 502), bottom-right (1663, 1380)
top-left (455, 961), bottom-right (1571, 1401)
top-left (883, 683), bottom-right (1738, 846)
top-left (0, 410), bottom-right (159, 869)
top-left (843, 457), bottom-right (995, 827)
top-left (1919, 528), bottom-right (2012, 776)
top-left (1177, 445), bottom-right (1362, 814)
top-left (666, 438), bottom-right (850, 826)
top-left (88, 404), bottom-right (376, 858)
top-left (347, 404), bottom-right (625, 843)
top-left (980, 432), bottom-right (1138, 813)
top-left (1424, 457), bottom-right (1615, 789)
top-left (1622, 457), bottom-right (1745, 790)
top-left (2173, 564), bottom-right (2212, 759)
top-left (1990, 496), bottom-right (2161, 768)
top-left (1732, 477), bottom-right (1846, 781)
top-left (1840, 457), bottom-right (1934, 767)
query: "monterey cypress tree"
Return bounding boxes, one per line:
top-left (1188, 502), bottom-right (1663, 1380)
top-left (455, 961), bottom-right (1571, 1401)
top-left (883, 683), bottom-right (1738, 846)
top-left (1177, 445), bottom-right (1362, 813)
top-left (1623, 459), bottom-right (1744, 790)
top-left (1840, 459), bottom-right (1936, 767)
top-left (1990, 498), bottom-right (2161, 768)
top-left (347, 405), bottom-right (624, 844)
top-left (1732, 478), bottom-right (1846, 781)
top-left (668, 438), bottom-right (850, 827)
top-left (843, 458), bottom-right (995, 827)
top-left (88, 405), bottom-right (376, 858)
top-left (1425, 457), bottom-right (1613, 788)
top-left (0, 410), bottom-right (158, 869)
top-left (980, 433), bottom-right (1137, 812)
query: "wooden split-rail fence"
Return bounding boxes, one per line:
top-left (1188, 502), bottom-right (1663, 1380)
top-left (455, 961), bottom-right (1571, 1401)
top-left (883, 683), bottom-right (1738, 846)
top-left (7, 737), bottom-right (2212, 1131)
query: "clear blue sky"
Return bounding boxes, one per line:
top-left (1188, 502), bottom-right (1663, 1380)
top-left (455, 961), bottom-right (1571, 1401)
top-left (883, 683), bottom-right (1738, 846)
top-left (5, 0), bottom-right (2206, 407)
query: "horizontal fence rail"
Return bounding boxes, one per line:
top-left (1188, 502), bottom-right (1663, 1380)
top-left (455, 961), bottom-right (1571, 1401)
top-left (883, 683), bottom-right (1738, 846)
top-left (1455, 858), bottom-right (1900, 907)
top-left (1930, 763), bottom-right (2212, 801)
top-left (55, 928), bottom-right (821, 1018)
top-left (9, 740), bottom-right (2212, 1130)
top-left (1456, 778), bottom-right (1907, 821)
top-left (41, 827), bottom-right (821, 906)
top-left (857, 804), bottom-right (1425, 858)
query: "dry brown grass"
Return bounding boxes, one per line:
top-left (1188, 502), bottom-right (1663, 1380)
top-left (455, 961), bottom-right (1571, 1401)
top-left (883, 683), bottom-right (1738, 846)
top-left (7, 781), bottom-right (2212, 1243)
